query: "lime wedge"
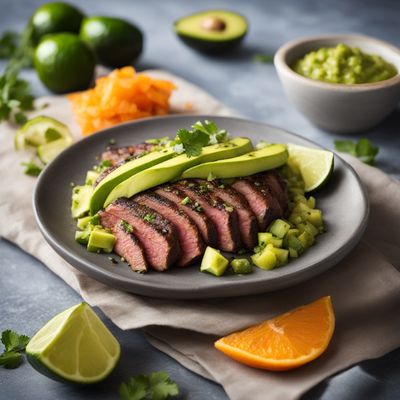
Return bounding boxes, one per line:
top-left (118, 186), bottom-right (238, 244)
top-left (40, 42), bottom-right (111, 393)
top-left (15, 116), bottom-right (72, 151)
top-left (287, 143), bottom-right (334, 192)
top-left (26, 303), bottom-right (120, 384)
top-left (37, 138), bottom-right (72, 164)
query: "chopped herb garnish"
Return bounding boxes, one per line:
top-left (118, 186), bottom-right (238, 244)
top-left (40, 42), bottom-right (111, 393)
top-left (181, 196), bottom-right (191, 205)
top-left (143, 213), bottom-right (156, 223)
top-left (119, 371), bottom-right (179, 400)
top-left (93, 159), bottom-right (113, 173)
top-left (21, 160), bottom-right (43, 176)
top-left (223, 203), bottom-right (234, 213)
top-left (253, 53), bottom-right (274, 64)
top-left (0, 329), bottom-right (30, 369)
top-left (334, 138), bottom-right (379, 165)
top-left (192, 120), bottom-right (229, 145)
top-left (120, 220), bottom-right (134, 233)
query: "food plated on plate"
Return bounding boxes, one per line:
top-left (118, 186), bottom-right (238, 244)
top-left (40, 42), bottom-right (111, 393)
top-left (70, 119), bottom-right (333, 277)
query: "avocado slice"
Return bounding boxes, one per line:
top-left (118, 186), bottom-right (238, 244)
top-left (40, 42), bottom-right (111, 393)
top-left (89, 148), bottom-right (176, 215)
top-left (174, 10), bottom-right (248, 53)
top-left (105, 137), bottom-right (252, 207)
top-left (182, 144), bottom-right (288, 179)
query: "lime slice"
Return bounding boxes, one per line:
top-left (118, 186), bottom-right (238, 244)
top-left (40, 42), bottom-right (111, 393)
top-left (15, 116), bottom-right (72, 150)
top-left (26, 303), bottom-right (120, 384)
top-left (37, 138), bottom-right (72, 164)
top-left (287, 143), bottom-right (334, 192)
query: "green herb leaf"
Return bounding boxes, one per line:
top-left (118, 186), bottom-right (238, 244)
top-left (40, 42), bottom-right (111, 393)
top-left (192, 120), bottom-right (228, 144)
top-left (0, 350), bottom-right (22, 369)
top-left (0, 329), bottom-right (30, 369)
top-left (181, 196), bottom-right (191, 205)
top-left (120, 220), bottom-right (134, 233)
top-left (176, 128), bottom-right (209, 158)
top-left (334, 138), bottom-right (379, 165)
top-left (119, 371), bottom-right (179, 400)
top-left (21, 160), bottom-right (43, 176)
top-left (143, 213), bottom-right (156, 223)
top-left (253, 53), bottom-right (274, 63)
top-left (0, 31), bottom-right (19, 59)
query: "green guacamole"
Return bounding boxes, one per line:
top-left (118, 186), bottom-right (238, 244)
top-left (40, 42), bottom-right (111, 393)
top-left (293, 43), bottom-right (398, 84)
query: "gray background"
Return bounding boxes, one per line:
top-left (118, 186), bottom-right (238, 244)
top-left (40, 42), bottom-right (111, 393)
top-left (1, 0), bottom-right (399, 399)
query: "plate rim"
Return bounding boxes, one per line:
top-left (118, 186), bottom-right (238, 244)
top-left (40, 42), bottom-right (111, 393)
top-left (33, 114), bottom-right (369, 299)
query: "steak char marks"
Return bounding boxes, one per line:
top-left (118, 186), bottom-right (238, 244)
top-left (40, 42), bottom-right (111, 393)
top-left (104, 198), bottom-right (180, 271)
top-left (155, 185), bottom-right (218, 247)
top-left (99, 211), bottom-right (147, 273)
top-left (135, 192), bottom-right (205, 267)
top-left (101, 143), bottom-right (155, 166)
top-left (175, 180), bottom-right (242, 253)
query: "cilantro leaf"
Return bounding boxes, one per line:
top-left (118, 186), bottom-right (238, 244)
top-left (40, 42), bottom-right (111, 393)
top-left (176, 128), bottom-right (209, 158)
top-left (192, 120), bottom-right (228, 144)
top-left (0, 329), bottom-right (30, 369)
top-left (119, 371), bottom-right (179, 400)
top-left (334, 138), bottom-right (379, 165)
top-left (1, 329), bottom-right (30, 352)
top-left (0, 350), bottom-right (22, 369)
top-left (21, 160), bottom-right (43, 176)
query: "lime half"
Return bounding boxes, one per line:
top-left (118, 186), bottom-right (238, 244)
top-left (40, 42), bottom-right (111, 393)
top-left (26, 303), bottom-right (120, 384)
top-left (287, 143), bottom-right (334, 192)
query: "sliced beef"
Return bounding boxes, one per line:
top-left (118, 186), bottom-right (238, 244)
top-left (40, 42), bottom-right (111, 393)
top-left (195, 179), bottom-right (258, 250)
top-left (99, 211), bottom-right (147, 273)
top-left (94, 164), bottom-right (120, 187)
top-left (155, 186), bottom-right (218, 247)
top-left (175, 180), bottom-right (242, 252)
top-left (101, 143), bottom-right (155, 166)
top-left (105, 198), bottom-right (180, 271)
top-left (261, 170), bottom-right (289, 213)
top-left (232, 176), bottom-right (282, 231)
top-left (135, 192), bottom-right (205, 266)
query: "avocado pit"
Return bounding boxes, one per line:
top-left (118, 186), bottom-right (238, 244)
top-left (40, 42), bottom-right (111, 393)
top-left (200, 16), bottom-right (226, 32)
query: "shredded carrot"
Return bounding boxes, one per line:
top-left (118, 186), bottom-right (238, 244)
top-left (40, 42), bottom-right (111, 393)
top-left (68, 67), bottom-right (176, 135)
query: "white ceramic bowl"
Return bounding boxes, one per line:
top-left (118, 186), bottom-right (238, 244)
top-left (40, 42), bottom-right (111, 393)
top-left (274, 34), bottom-right (400, 133)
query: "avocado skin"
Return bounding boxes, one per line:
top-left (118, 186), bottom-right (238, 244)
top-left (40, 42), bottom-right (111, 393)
top-left (80, 16), bottom-right (143, 68)
top-left (175, 30), bottom-right (246, 53)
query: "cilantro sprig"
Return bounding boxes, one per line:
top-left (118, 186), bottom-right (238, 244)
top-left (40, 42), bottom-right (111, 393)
top-left (0, 329), bottom-right (30, 369)
top-left (334, 138), bottom-right (379, 165)
top-left (173, 120), bottom-right (229, 158)
top-left (119, 371), bottom-right (179, 400)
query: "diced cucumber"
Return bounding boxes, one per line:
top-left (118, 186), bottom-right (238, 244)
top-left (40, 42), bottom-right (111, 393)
top-left (287, 235), bottom-right (304, 254)
top-left (268, 219), bottom-right (291, 238)
top-left (71, 185), bottom-right (93, 219)
top-left (75, 230), bottom-right (90, 245)
top-left (85, 170), bottom-right (100, 186)
top-left (77, 216), bottom-right (92, 230)
top-left (306, 209), bottom-right (323, 228)
top-left (298, 221), bottom-right (319, 237)
top-left (251, 246), bottom-right (277, 270)
top-left (230, 258), bottom-right (253, 275)
top-left (307, 196), bottom-right (316, 209)
top-left (289, 248), bottom-right (299, 258)
top-left (270, 247), bottom-right (289, 266)
top-left (258, 232), bottom-right (283, 248)
top-left (298, 231), bottom-right (314, 249)
top-left (200, 246), bottom-right (229, 277)
top-left (287, 228), bottom-right (300, 237)
top-left (87, 228), bottom-right (115, 253)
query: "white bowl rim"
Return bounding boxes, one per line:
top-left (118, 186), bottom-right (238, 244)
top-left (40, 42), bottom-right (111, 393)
top-left (274, 33), bottom-right (400, 91)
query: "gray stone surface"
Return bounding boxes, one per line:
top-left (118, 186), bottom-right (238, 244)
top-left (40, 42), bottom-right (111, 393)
top-left (0, 0), bottom-right (399, 399)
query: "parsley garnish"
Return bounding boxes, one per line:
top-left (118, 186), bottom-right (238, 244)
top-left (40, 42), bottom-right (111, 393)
top-left (120, 220), bottom-right (134, 233)
top-left (181, 196), bottom-right (191, 205)
top-left (143, 213), bottom-right (156, 223)
top-left (119, 371), bottom-right (179, 400)
top-left (253, 53), bottom-right (274, 63)
top-left (172, 120), bottom-right (229, 158)
top-left (334, 138), bottom-right (379, 165)
top-left (0, 329), bottom-right (30, 369)
top-left (21, 160), bottom-right (43, 176)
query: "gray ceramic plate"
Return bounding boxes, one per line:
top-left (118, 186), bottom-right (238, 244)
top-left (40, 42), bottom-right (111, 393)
top-left (33, 115), bottom-right (369, 299)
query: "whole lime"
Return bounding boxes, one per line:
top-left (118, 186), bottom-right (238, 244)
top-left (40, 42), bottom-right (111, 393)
top-left (31, 2), bottom-right (85, 43)
top-left (34, 33), bottom-right (95, 93)
top-left (80, 16), bottom-right (143, 68)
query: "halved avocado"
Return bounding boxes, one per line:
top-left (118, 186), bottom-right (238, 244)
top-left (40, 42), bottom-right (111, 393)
top-left (105, 137), bottom-right (252, 207)
top-left (182, 144), bottom-right (288, 179)
top-left (174, 10), bottom-right (248, 53)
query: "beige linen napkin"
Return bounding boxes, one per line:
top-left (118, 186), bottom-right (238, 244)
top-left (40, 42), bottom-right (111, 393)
top-left (1, 70), bottom-right (400, 400)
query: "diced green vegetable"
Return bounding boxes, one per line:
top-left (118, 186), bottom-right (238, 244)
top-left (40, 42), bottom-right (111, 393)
top-left (251, 246), bottom-right (277, 270)
top-left (87, 228), bottom-right (115, 253)
top-left (71, 185), bottom-right (93, 218)
top-left (268, 219), bottom-right (291, 238)
top-left (270, 247), bottom-right (289, 266)
top-left (75, 230), bottom-right (90, 245)
top-left (258, 232), bottom-right (283, 248)
top-left (287, 235), bottom-right (304, 254)
top-left (85, 170), bottom-right (100, 186)
top-left (289, 248), bottom-right (299, 258)
top-left (200, 246), bottom-right (229, 277)
top-left (77, 216), bottom-right (92, 230)
top-left (230, 258), bottom-right (252, 274)
top-left (298, 231), bottom-right (314, 249)
top-left (298, 221), bottom-right (319, 237)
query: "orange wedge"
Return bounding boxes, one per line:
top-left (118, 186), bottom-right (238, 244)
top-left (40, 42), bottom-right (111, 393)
top-left (215, 296), bottom-right (335, 371)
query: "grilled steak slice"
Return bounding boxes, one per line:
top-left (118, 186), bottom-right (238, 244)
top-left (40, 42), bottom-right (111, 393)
top-left (261, 170), bottom-right (289, 213)
top-left (175, 180), bottom-right (242, 252)
top-left (105, 198), bottom-right (180, 271)
top-left (195, 179), bottom-right (258, 250)
top-left (232, 177), bottom-right (282, 231)
top-left (94, 164), bottom-right (120, 187)
top-left (135, 192), bottom-right (205, 266)
top-left (101, 143), bottom-right (155, 166)
top-left (155, 186), bottom-right (218, 247)
top-left (99, 211), bottom-right (147, 272)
